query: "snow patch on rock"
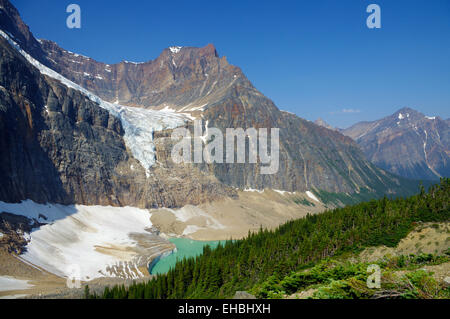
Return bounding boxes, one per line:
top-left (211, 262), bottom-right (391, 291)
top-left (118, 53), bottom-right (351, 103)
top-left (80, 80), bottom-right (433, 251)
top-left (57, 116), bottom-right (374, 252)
top-left (273, 189), bottom-right (296, 195)
top-left (169, 46), bottom-right (182, 54)
top-left (306, 191), bottom-right (320, 202)
top-left (0, 276), bottom-right (33, 292)
top-left (0, 199), bottom-right (156, 281)
top-left (244, 188), bottom-right (265, 193)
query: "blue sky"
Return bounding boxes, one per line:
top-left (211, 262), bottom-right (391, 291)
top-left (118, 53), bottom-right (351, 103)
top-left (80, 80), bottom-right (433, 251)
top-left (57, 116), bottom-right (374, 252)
top-left (11, 0), bottom-right (450, 128)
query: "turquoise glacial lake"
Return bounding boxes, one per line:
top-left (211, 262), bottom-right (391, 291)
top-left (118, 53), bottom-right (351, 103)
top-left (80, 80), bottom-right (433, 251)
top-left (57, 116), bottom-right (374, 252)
top-left (150, 238), bottom-right (225, 275)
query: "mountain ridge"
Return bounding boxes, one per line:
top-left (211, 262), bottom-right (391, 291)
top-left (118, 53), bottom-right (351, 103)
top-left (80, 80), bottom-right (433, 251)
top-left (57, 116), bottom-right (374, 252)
top-left (342, 107), bottom-right (449, 181)
top-left (0, 0), bottom-right (421, 208)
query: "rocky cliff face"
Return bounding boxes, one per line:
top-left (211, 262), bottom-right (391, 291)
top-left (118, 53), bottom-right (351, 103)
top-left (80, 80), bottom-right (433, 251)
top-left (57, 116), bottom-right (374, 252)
top-left (342, 107), bottom-right (449, 180)
top-left (0, 34), bottom-right (234, 207)
top-left (0, 36), bottom-right (124, 204)
top-left (0, 0), bottom-right (49, 65)
top-left (0, 0), bottom-right (419, 208)
top-left (193, 85), bottom-right (407, 194)
top-left (35, 37), bottom-right (410, 194)
top-left (39, 40), bottom-right (245, 113)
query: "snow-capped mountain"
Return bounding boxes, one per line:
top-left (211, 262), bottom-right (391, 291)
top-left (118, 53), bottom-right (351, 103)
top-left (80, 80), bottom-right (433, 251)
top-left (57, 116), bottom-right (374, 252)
top-left (0, 0), bottom-right (419, 211)
top-left (342, 107), bottom-right (449, 180)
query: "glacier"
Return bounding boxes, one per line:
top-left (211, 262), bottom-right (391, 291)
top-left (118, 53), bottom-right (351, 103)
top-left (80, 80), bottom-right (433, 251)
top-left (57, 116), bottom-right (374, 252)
top-left (0, 200), bottom-right (159, 280)
top-left (0, 30), bottom-right (190, 176)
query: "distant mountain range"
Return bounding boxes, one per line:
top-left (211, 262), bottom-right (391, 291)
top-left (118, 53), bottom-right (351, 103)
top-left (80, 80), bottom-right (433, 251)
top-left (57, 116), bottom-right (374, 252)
top-left (340, 108), bottom-right (449, 181)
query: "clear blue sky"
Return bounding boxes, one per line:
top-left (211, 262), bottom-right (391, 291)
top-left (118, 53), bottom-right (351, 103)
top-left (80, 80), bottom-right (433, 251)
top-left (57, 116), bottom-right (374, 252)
top-left (11, 0), bottom-right (450, 128)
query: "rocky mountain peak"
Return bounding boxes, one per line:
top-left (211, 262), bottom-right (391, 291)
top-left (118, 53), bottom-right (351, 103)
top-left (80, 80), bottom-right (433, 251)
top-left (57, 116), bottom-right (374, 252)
top-left (34, 37), bottom-right (245, 110)
top-left (393, 107), bottom-right (443, 126)
top-left (314, 118), bottom-right (335, 130)
top-left (0, 0), bottom-right (46, 60)
top-left (394, 107), bottom-right (423, 122)
top-left (342, 107), bottom-right (449, 180)
top-left (199, 43), bottom-right (219, 57)
top-left (396, 106), bottom-right (417, 114)
top-left (163, 43), bottom-right (217, 57)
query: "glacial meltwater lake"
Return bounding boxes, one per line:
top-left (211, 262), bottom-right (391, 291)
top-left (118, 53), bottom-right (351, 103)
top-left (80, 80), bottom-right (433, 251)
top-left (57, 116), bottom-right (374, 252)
top-left (149, 238), bottom-right (225, 275)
